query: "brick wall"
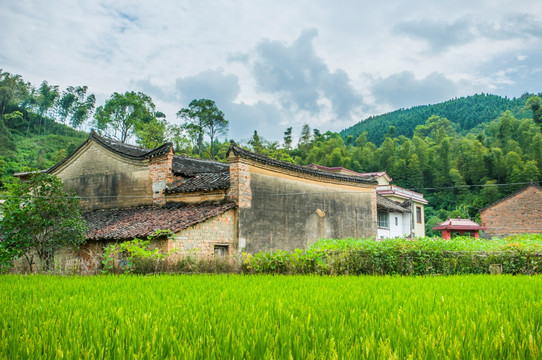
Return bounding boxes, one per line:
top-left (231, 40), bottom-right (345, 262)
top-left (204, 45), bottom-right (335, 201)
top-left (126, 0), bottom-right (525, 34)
top-left (481, 185), bottom-right (542, 236)
top-left (169, 209), bottom-right (236, 259)
top-left (149, 149), bottom-right (175, 206)
top-left (227, 159), bottom-right (252, 208)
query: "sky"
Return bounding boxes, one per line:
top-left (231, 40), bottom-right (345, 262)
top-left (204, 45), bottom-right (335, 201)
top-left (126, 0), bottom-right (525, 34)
top-left (1, 0), bottom-right (542, 143)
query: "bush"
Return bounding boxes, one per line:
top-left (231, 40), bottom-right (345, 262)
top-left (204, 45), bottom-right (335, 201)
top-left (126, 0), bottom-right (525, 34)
top-left (242, 235), bottom-right (542, 276)
top-left (102, 231), bottom-right (176, 274)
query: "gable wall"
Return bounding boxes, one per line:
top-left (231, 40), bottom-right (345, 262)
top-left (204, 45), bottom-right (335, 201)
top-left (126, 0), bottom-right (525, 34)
top-left (51, 141), bottom-right (153, 210)
top-left (481, 186), bottom-right (542, 236)
top-left (237, 164), bottom-right (376, 252)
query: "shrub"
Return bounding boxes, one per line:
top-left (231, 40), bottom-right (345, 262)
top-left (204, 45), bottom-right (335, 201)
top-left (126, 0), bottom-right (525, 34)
top-left (102, 230), bottom-right (176, 274)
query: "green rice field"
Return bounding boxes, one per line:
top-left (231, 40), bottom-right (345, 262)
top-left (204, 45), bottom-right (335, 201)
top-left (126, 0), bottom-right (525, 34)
top-left (1, 275), bottom-right (541, 359)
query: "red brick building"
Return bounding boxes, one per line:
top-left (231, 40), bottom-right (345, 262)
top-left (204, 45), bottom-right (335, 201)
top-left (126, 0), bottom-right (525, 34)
top-left (480, 183), bottom-right (542, 237)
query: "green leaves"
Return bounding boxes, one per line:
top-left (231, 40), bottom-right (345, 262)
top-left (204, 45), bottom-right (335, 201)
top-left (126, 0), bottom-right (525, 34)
top-left (94, 91), bottom-right (157, 144)
top-left (0, 274), bottom-right (541, 359)
top-left (0, 173), bottom-right (87, 272)
top-left (177, 99), bottom-right (228, 159)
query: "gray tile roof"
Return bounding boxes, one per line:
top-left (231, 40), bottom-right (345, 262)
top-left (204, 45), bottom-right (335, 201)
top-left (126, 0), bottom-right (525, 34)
top-left (227, 143), bottom-right (377, 185)
top-left (165, 172), bottom-right (230, 193)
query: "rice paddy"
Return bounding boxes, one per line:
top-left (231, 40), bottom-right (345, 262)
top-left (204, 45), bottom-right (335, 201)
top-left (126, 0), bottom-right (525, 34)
top-left (1, 274), bottom-right (541, 359)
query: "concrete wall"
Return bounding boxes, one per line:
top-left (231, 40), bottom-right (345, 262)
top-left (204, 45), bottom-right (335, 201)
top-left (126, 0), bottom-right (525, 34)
top-left (51, 141), bottom-right (153, 210)
top-left (238, 167), bottom-right (376, 253)
top-left (481, 185), bottom-right (542, 236)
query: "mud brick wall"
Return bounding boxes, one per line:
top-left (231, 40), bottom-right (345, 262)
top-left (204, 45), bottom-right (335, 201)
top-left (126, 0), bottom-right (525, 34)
top-left (53, 141), bottom-right (153, 210)
top-left (238, 169), bottom-right (377, 253)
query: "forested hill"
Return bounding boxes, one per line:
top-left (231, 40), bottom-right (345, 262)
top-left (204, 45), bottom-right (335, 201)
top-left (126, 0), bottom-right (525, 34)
top-left (341, 94), bottom-right (533, 146)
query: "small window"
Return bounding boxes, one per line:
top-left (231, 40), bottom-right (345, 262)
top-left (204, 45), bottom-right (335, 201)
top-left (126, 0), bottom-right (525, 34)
top-left (395, 217), bottom-right (398, 226)
top-left (416, 206), bottom-right (422, 224)
top-left (214, 245), bottom-right (229, 258)
top-left (378, 211), bottom-right (389, 228)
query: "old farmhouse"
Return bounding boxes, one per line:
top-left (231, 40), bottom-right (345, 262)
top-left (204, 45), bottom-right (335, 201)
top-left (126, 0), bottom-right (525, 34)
top-left (14, 131), bottom-right (395, 270)
top-left (480, 183), bottom-right (542, 237)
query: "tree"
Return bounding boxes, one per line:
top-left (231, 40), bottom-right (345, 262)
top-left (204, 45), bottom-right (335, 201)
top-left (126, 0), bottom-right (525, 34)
top-left (0, 70), bottom-right (30, 120)
top-left (94, 91), bottom-right (157, 143)
top-left (0, 116), bottom-right (16, 157)
top-left (56, 86), bottom-right (96, 128)
top-left (177, 99), bottom-right (228, 159)
top-left (525, 95), bottom-right (542, 125)
top-left (135, 112), bottom-right (168, 149)
top-left (283, 127), bottom-right (293, 150)
top-left (299, 124), bottom-right (312, 149)
top-left (249, 130), bottom-right (264, 153)
top-left (0, 173), bottom-right (87, 272)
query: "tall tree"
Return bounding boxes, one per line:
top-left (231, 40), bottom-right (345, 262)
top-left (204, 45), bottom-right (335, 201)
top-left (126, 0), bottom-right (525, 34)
top-left (299, 124), bottom-right (312, 150)
top-left (525, 95), bottom-right (542, 125)
top-left (94, 91), bottom-right (156, 143)
top-left (283, 127), bottom-right (293, 150)
top-left (177, 99), bottom-right (228, 159)
top-left (56, 86), bottom-right (96, 128)
top-left (0, 71), bottom-right (30, 120)
top-left (249, 130), bottom-right (264, 153)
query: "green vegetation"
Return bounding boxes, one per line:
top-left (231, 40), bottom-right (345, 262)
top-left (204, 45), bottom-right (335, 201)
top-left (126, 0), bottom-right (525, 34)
top-left (177, 98), bottom-right (229, 159)
top-left (310, 234), bottom-right (542, 252)
top-left (93, 235), bottom-right (542, 276)
top-left (1, 274), bottom-right (541, 359)
top-left (0, 173), bottom-right (86, 272)
top-left (1, 71), bottom-right (541, 226)
top-left (242, 235), bottom-right (542, 276)
top-left (340, 93), bottom-right (532, 145)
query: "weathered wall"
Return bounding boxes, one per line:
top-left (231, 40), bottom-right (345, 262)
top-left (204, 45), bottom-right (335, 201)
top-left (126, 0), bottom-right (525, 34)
top-left (481, 185), bottom-right (542, 236)
top-left (52, 142), bottom-right (153, 210)
top-left (169, 209), bottom-right (236, 259)
top-left (239, 168), bottom-right (376, 253)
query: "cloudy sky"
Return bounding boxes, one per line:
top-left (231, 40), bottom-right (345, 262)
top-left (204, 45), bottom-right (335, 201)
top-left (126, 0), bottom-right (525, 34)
top-left (1, 1), bottom-right (542, 142)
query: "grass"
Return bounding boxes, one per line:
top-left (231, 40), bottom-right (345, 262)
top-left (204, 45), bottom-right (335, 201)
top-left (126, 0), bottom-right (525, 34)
top-left (1, 274), bottom-right (541, 359)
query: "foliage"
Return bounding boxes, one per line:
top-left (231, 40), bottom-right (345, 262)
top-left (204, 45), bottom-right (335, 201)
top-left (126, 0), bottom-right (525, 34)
top-left (0, 173), bottom-right (86, 272)
top-left (93, 91), bottom-right (158, 144)
top-left (1, 274), bottom-right (542, 359)
top-left (341, 93), bottom-right (533, 145)
top-left (56, 86), bottom-right (96, 128)
top-left (243, 249), bottom-right (326, 274)
top-left (101, 230), bottom-right (175, 274)
top-left (177, 99), bottom-right (228, 159)
top-left (239, 235), bottom-right (542, 276)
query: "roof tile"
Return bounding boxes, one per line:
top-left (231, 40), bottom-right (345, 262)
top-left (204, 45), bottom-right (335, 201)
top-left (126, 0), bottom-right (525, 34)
top-left (84, 202), bottom-right (236, 241)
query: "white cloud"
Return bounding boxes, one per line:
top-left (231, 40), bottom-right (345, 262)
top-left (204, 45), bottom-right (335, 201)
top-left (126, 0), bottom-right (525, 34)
top-left (1, 1), bottom-right (542, 140)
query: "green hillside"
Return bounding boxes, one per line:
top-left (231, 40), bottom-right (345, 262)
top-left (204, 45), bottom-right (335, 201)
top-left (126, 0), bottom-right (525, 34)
top-left (341, 94), bottom-right (533, 145)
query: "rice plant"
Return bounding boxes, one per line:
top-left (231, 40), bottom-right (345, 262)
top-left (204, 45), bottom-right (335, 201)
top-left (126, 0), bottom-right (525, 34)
top-left (0, 274), bottom-right (541, 359)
